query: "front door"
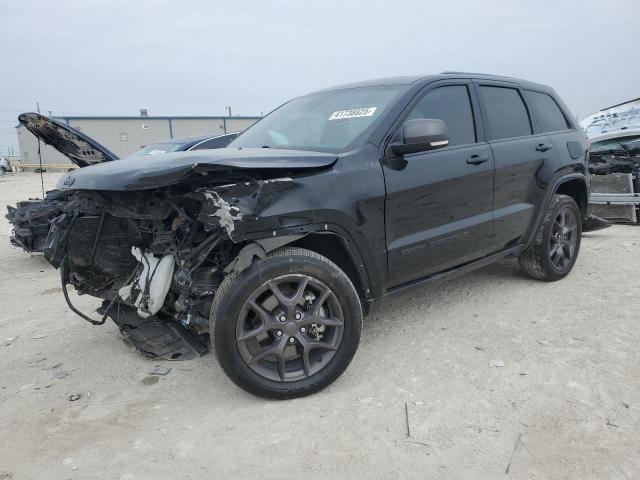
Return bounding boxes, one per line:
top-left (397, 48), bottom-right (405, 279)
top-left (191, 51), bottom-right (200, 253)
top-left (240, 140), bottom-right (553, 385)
top-left (383, 83), bottom-right (496, 288)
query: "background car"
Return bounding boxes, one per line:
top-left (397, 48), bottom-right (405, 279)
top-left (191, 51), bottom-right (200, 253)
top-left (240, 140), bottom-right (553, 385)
top-left (0, 156), bottom-right (11, 173)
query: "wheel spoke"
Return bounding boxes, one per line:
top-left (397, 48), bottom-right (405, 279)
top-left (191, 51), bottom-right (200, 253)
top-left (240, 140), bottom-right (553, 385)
top-left (268, 277), bottom-right (309, 317)
top-left (310, 288), bottom-right (331, 316)
top-left (554, 220), bottom-right (563, 233)
top-left (276, 349), bottom-right (287, 382)
top-left (291, 277), bottom-right (310, 306)
top-left (297, 334), bottom-right (338, 378)
top-left (315, 315), bottom-right (343, 327)
top-left (564, 241), bottom-right (574, 260)
top-left (268, 280), bottom-right (291, 308)
top-left (238, 323), bottom-right (267, 341)
top-left (248, 299), bottom-right (273, 323)
top-left (248, 337), bottom-right (285, 364)
top-left (301, 346), bottom-right (312, 378)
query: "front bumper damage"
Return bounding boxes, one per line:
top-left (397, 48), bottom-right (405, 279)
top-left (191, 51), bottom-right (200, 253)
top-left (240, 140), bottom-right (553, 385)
top-left (6, 190), bottom-right (73, 252)
top-left (41, 177), bottom-right (298, 360)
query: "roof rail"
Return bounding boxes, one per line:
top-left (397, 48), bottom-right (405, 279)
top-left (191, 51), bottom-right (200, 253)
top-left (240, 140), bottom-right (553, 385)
top-left (440, 71), bottom-right (513, 79)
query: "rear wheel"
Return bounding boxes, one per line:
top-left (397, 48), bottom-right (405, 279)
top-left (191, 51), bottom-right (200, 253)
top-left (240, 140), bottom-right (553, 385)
top-left (519, 194), bottom-right (582, 281)
top-left (210, 247), bottom-right (362, 399)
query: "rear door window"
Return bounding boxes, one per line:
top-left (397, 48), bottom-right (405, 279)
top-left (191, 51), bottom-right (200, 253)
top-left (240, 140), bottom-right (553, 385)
top-left (406, 85), bottom-right (476, 147)
top-left (525, 90), bottom-right (570, 132)
top-left (479, 86), bottom-right (532, 140)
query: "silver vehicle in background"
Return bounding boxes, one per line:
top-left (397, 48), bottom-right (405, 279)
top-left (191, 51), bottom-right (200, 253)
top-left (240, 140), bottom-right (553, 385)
top-left (581, 99), bottom-right (640, 223)
top-left (0, 156), bottom-right (11, 173)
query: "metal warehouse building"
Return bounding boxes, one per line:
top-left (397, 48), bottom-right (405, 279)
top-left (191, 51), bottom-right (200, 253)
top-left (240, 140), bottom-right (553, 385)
top-left (16, 114), bottom-right (261, 170)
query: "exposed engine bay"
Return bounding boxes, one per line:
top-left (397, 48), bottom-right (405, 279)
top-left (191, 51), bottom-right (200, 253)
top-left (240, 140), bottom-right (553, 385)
top-left (588, 135), bottom-right (640, 224)
top-left (44, 178), bottom-right (301, 360)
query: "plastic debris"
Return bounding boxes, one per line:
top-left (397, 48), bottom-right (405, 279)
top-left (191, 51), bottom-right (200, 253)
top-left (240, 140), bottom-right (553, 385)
top-left (149, 365), bottom-right (172, 376)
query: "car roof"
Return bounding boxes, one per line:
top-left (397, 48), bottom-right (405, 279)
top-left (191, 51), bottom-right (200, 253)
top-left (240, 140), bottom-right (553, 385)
top-left (314, 72), bottom-right (553, 93)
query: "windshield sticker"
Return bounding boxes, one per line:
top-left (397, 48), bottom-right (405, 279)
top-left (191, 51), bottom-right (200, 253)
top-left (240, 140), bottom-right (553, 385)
top-left (328, 107), bottom-right (377, 121)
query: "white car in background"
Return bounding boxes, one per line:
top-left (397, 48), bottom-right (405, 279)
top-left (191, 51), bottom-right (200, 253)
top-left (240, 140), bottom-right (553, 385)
top-left (0, 156), bottom-right (11, 173)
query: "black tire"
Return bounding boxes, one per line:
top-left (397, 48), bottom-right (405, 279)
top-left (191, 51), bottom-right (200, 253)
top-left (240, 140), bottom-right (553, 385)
top-left (210, 247), bottom-right (362, 399)
top-left (518, 194), bottom-right (582, 281)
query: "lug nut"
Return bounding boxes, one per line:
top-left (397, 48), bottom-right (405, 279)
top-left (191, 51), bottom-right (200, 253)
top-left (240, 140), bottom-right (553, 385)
top-left (279, 314), bottom-right (286, 322)
top-left (295, 312), bottom-right (302, 320)
top-left (275, 330), bottom-right (283, 337)
top-left (300, 327), bottom-right (306, 333)
top-left (289, 337), bottom-right (295, 343)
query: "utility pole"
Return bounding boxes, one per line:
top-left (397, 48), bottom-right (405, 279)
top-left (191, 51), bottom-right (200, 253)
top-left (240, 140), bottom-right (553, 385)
top-left (36, 101), bottom-right (44, 196)
top-left (226, 106), bottom-right (232, 116)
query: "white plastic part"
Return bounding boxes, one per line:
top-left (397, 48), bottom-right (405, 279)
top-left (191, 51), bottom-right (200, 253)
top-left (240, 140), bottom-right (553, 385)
top-left (118, 247), bottom-right (175, 318)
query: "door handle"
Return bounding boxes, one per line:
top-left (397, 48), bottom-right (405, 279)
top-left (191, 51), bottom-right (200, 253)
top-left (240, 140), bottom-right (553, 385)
top-left (535, 143), bottom-right (553, 152)
top-left (467, 154), bottom-right (490, 165)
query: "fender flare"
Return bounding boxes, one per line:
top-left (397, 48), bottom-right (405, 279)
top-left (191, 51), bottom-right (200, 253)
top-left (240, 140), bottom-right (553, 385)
top-left (526, 172), bottom-right (589, 244)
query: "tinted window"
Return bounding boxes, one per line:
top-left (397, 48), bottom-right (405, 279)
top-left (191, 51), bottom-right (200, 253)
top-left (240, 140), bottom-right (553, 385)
top-left (479, 86), bottom-right (532, 140)
top-left (525, 91), bottom-right (570, 132)
top-left (406, 85), bottom-right (476, 146)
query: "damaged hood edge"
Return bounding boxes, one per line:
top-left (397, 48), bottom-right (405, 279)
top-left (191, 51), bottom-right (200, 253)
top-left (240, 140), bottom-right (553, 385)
top-left (56, 147), bottom-right (338, 191)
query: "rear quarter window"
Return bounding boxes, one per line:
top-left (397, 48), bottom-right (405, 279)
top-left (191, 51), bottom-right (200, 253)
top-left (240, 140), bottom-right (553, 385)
top-left (525, 90), bottom-right (570, 133)
top-left (479, 86), bottom-right (532, 141)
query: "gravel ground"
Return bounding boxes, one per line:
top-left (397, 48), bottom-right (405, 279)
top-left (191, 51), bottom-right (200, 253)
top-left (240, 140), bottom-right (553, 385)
top-left (0, 172), bottom-right (638, 480)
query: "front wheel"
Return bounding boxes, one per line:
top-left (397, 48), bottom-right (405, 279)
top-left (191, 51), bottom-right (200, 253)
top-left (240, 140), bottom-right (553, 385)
top-left (518, 194), bottom-right (582, 281)
top-left (210, 247), bottom-right (362, 399)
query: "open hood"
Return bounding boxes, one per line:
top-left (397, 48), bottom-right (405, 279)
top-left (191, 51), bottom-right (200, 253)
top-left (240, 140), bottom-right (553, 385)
top-left (56, 147), bottom-right (338, 191)
top-left (19, 112), bottom-right (119, 168)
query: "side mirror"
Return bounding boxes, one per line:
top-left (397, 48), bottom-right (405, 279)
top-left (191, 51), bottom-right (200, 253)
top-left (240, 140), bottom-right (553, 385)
top-left (389, 118), bottom-right (449, 156)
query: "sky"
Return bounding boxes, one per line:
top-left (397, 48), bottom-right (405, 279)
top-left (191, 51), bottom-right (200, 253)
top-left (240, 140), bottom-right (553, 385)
top-left (1, 0), bottom-right (639, 155)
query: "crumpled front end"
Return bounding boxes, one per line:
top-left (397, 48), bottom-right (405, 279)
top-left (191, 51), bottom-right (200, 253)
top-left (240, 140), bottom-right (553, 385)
top-left (6, 190), bottom-right (74, 253)
top-left (44, 177), bottom-right (297, 360)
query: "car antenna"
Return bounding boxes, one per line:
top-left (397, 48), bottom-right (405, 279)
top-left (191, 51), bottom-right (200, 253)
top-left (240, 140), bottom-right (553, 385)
top-left (36, 101), bottom-right (45, 198)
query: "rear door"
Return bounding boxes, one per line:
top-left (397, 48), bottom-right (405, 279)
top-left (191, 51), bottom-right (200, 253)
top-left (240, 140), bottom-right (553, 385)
top-left (383, 81), bottom-right (496, 288)
top-left (524, 89), bottom-right (582, 167)
top-left (475, 82), bottom-right (558, 248)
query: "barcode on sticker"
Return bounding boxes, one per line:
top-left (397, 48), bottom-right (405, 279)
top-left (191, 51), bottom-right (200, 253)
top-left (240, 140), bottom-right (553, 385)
top-left (328, 107), bottom-right (377, 121)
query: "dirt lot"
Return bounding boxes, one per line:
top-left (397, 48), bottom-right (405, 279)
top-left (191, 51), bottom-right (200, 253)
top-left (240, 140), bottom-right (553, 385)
top-left (0, 172), bottom-right (638, 480)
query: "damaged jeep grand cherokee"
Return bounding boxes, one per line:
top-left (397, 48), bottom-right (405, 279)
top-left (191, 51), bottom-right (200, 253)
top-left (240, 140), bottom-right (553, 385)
top-left (32, 73), bottom-right (589, 398)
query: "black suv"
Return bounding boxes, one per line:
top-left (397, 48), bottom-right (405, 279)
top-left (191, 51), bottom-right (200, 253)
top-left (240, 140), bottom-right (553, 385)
top-left (25, 73), bottom-right (589, 398)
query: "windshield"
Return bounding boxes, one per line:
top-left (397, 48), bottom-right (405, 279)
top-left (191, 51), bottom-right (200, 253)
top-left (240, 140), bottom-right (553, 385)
top-left (230, 85), bottom-right (406, 153)
top-left (129, 142), bottom-right (190, 157)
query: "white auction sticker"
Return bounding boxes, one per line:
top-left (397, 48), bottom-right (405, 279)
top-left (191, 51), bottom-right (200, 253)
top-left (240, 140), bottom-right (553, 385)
top-left (328, 107), bottom-right (377, 121)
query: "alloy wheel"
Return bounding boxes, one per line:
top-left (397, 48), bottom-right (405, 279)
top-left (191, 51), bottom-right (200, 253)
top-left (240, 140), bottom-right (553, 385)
top-left (235, 274), bottom-right (344, 383)
top-left (549, 206), bottom-right (578, 270)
